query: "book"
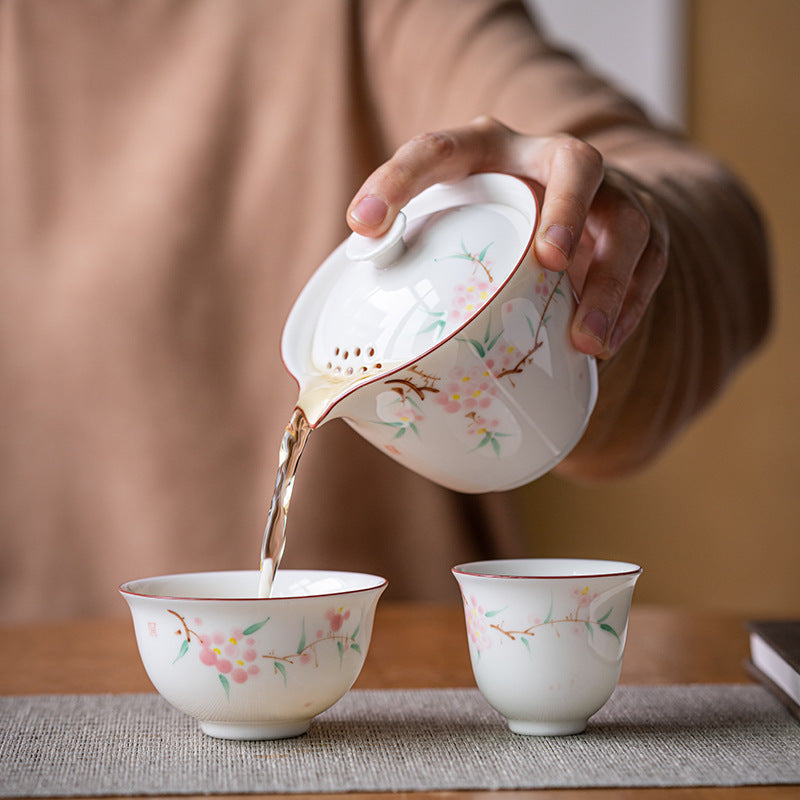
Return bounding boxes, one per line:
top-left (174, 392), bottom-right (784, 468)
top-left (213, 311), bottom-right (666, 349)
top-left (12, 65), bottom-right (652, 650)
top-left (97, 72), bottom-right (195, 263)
top-left (746, 619), bottom-right (800, 721)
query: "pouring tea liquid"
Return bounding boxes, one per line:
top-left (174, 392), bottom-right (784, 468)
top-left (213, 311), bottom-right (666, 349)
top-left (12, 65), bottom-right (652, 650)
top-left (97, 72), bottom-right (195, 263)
top-left (257, 408), bottom-right (311, 597)
top-left (256, 371), bottom-right (391, 597)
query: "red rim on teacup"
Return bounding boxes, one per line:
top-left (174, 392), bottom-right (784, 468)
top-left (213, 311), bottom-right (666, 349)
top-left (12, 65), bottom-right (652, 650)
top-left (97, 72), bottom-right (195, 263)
top-left (119, 569), bottom-right (388, 602)
top-left (452, 558), bottom-right (642, 580)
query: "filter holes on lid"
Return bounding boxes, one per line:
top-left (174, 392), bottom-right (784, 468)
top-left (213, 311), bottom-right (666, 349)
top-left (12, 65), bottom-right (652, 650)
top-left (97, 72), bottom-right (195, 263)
top-left (323, 343), bottom-right (381, 375)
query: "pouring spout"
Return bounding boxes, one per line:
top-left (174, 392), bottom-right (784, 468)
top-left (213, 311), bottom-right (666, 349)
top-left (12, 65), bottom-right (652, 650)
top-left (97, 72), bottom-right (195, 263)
top-left (293, 372), bottom-right (366, 428)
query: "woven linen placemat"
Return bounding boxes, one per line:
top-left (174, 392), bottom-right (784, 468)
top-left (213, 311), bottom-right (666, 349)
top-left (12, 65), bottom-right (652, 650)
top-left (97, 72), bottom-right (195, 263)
top-left (1, 685), bottom-right (798, 797)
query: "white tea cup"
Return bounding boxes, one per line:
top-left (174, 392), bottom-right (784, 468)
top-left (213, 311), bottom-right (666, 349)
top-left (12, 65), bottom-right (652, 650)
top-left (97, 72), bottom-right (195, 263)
top-left (452, 558), bottom-right (641, 735)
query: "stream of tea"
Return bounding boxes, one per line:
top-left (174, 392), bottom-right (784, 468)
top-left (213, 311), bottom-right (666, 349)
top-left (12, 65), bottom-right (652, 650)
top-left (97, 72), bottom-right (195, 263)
top-left (257, 407), bottom-right (312, 597)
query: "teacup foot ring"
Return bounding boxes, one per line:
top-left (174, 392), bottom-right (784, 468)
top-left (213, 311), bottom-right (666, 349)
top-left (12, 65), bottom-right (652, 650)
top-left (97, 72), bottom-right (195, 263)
top-left (200, 718), bottom-right (312, 740)
top-left (507, 718), bottom-right (587, 736)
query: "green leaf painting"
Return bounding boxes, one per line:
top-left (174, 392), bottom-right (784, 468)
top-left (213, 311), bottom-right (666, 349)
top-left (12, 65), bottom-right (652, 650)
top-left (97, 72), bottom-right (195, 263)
top-left (464, 590), bottom-right (623, 658)
top-left (458, 316), bottom-right (504, 359)
top-left (243, 619), bottom-right (270, 636)
top-left (600, 623), bottom-right (620, 641)
top-left (173, 639), bottom-right (189, 664)
top-left (543, 597), bottom-right (553, 625)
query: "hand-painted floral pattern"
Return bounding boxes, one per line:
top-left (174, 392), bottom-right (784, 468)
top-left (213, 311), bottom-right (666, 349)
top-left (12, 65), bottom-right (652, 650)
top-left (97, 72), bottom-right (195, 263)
top-left (435, 239), bottom-right (495, 283)
top-left (413, 239), bottom-right (495, 346)
top-left (463, 594), bottom-right (495, 651)
top-left (449, 280), bottom-right (492, 325)
top-left (459, 588), bottom-right (620, 657)
top-left (263, 606), bottom-right (362, 686)
top-left (168, 610), bottom-right (269, 698)
top-left (499, 297), bottom-right (553, 379)
top-left (432, 364), bottom-right (521, 457)
top-left (482, 334), bottom-right (526, 380)
top-left (449, 392), bottom-right (521, 457)
top-left (434, 365), bottom-right (496, 415)
top-left (197, 627), bottom-right (262, 686)
top-left (572, 585), bottom-right (599, 611)
top-left (370, 240), bottom-right (568, 462)
top-left (373, 390), bottom-right (424, 438)
top-left (165, 605), bottom-right (363, 698)
top-left (324, 606), bottom-right (350, 632)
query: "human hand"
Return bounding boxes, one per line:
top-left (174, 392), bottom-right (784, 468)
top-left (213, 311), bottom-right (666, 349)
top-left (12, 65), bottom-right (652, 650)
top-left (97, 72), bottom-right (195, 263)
top-left (347, 117), bottom-right (668, 359)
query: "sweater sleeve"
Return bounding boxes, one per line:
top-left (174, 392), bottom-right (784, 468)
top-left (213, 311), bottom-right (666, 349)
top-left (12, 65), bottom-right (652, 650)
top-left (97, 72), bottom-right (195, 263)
top-left (358, 0), bottom-right (772, 478)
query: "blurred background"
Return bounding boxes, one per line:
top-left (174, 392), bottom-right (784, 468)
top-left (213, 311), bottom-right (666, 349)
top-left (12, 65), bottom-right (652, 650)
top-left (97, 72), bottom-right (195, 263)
top-left (523, 0), bottom-right (799, 617)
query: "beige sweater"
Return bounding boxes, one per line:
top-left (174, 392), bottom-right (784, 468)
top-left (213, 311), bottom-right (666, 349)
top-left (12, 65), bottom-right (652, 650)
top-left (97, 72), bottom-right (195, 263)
top-left (0, 0), bottom-right (770, 621)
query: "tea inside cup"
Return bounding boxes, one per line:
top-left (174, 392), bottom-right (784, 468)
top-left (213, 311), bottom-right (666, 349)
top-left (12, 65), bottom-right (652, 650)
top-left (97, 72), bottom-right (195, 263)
top-left (452, 558), bottom-right (641, 735)
top-left (120, 569), bottom-right (387, 740)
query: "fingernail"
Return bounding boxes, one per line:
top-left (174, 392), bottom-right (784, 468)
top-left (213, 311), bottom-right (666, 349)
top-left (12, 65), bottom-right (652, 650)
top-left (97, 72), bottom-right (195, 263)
top-left (543, 224), bottom-right (574, 259)
top-left (350, 195), bottom-right (388, 227)
top-left (580, 309), bottom-right (608, 344)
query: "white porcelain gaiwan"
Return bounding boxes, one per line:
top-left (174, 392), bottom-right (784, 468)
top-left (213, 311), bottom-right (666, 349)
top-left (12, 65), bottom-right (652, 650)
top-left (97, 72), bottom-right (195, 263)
top-left (282, 173), bottom-right (597, 493)
top-left (120, 570), bottom-right (387, 740)
top-left (452, 558), bottom-right (641, 735)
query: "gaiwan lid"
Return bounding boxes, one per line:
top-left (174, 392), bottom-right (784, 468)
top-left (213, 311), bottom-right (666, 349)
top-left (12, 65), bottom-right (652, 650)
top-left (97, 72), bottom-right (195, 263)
top-left (283, 174), bottom-right (539, 418)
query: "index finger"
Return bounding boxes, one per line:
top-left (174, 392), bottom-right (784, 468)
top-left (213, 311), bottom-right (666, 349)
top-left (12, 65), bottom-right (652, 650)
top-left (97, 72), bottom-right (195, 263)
top-left (347, 117), bottom-right (515, 236)
top-left (525, 136), bottom-right (605, 273)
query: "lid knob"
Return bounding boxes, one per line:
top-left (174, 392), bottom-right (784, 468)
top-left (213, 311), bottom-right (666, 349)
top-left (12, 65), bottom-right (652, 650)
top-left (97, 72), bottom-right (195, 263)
top-left (345, 212), bottom-right (407, 269)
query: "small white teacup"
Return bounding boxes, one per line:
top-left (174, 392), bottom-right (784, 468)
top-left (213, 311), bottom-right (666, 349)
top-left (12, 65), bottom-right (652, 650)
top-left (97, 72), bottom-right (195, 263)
top-left (452, 558), bottom-right (641, 736)
top-left (120, 569), bottom-right (387, 740)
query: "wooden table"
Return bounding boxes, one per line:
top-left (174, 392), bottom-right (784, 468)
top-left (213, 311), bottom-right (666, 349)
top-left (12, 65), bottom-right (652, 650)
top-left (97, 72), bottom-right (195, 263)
top-left (1, 603), bottom-right (796, 799)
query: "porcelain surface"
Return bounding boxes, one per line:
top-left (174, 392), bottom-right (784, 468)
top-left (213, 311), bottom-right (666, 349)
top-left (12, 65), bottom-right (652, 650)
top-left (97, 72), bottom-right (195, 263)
top-left (282, 173), bottom-right (597, 493)
top-left (452, 558), bottom-right (641, 735)
top-left (120, 569), bottom-right (387, 740)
